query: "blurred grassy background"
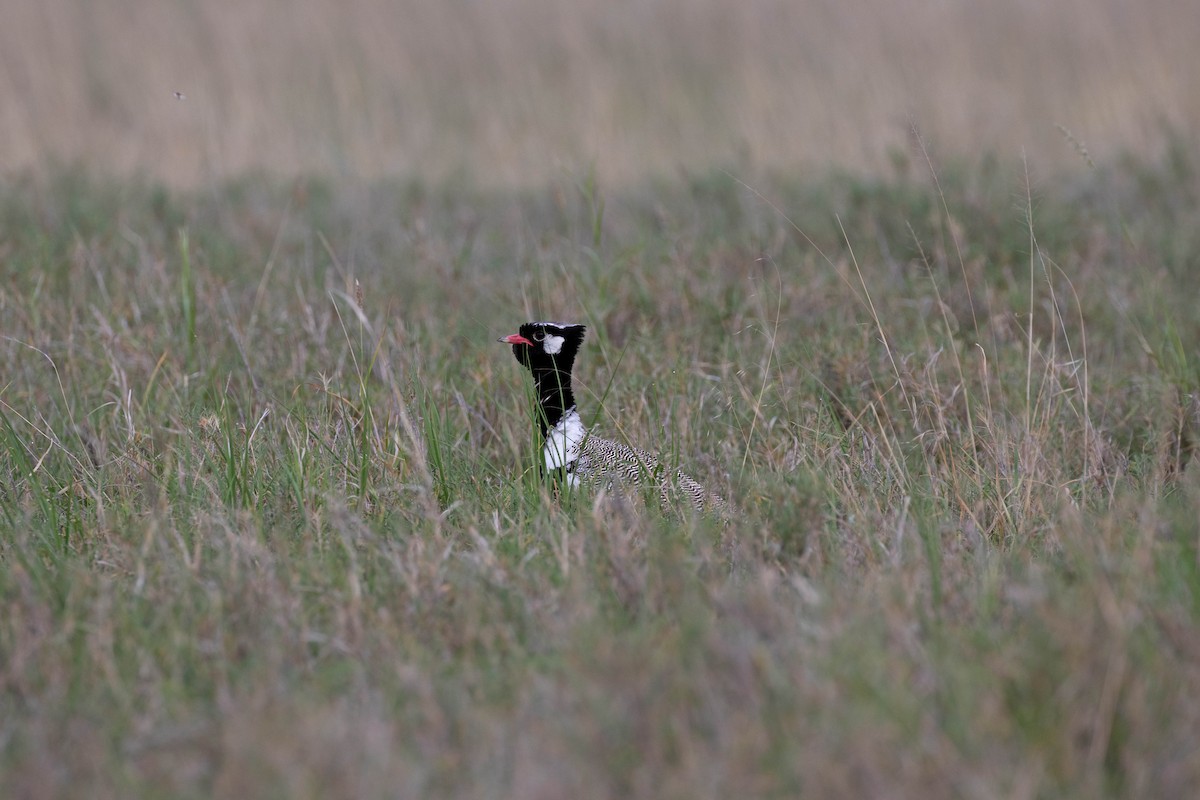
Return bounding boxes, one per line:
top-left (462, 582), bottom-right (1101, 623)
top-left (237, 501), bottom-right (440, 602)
top-left (2, 0), bottom-right (1197, 187)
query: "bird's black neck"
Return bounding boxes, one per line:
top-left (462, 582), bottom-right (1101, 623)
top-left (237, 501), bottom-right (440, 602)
top-left (531, 365), bottom-right (576, 435)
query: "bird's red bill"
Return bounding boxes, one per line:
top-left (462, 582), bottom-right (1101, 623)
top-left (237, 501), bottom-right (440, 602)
top-left (500, 334), bottom-right (534, 346)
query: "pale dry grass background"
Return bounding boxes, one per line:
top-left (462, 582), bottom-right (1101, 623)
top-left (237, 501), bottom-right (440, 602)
top-left (1, 0), bottom-right (1198, 187)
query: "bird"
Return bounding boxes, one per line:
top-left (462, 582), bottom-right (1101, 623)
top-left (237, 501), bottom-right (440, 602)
top-left (498, 321), bottom-right (729, 514)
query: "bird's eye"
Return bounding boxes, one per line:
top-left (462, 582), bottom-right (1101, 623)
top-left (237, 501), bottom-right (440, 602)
top-left (532, 331), bottom-right (546, 342)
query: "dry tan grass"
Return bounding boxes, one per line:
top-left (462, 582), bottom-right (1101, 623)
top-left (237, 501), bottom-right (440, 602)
top-left (2, 0), bottom-right (1197, 187)
top-left (2, 146), bottom-right (1200, 797)
top-left (4, 5), bottom-right (1200, 794)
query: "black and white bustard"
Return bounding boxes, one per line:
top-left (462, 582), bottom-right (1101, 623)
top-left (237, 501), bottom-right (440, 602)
top-left (499, 322), bottom-right (728, 514)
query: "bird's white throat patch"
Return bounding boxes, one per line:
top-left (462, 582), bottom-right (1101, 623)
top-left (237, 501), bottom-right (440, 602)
top-left (544, 407), bottom-right (586, 473)
top-left (542, 334), bottom-right (566, 355)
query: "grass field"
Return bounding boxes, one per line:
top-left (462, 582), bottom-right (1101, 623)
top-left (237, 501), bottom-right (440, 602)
top-left (2, 149), bottom-right (1200, 797)
top-left (3, 1), bottom-right (1200, 797)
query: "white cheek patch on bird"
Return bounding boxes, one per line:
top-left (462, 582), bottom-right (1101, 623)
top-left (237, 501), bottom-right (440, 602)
top-left (543, 334), bottom-right (566, 354)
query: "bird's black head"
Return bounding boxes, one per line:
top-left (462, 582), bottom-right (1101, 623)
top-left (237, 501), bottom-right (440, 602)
top-left (499, 322), bottom-right (587, 375)
top-left (498, 322), bottom-right (587, 432)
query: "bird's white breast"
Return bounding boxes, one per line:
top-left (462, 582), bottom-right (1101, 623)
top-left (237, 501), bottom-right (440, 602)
top-left (544, 408), bottom-right (587, 473)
